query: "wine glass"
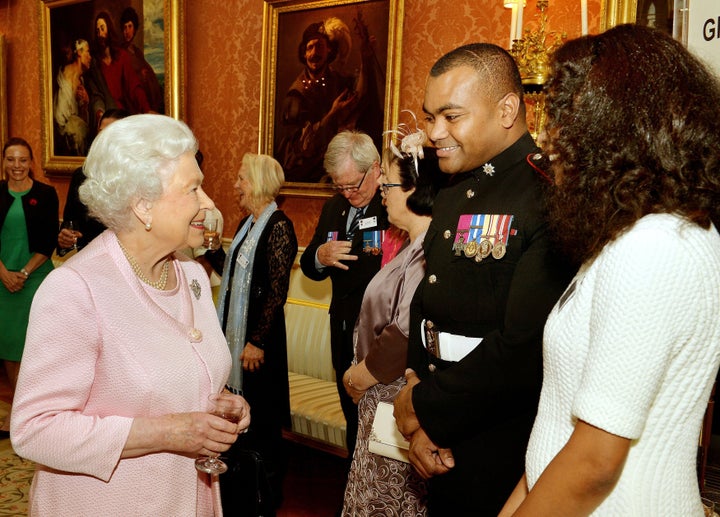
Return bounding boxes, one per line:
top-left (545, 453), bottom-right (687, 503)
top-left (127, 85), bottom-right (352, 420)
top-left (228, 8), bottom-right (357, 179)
top-left (203, 219), bottom-right (220, 251)
top-left (702, 497), bottom-right (715, 517)
top-left (194, 393), bottom-right (244, 475)
top-left (61, 220), bottom-right (79, 251)
top-left (702, 491), bottom-right (720, 517)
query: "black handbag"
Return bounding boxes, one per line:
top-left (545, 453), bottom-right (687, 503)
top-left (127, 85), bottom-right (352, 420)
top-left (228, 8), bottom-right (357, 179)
top-left (220, 444), bottom-right (276, 517)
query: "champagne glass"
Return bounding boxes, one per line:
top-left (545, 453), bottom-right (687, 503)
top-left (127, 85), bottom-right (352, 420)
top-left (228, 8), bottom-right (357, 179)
top-left (194, 393), bottom-right (244, 475)
top-left (203, 219), bottom-right (220, 251)
top-left (61, 220), bottom-right (79, 251)
top-left (702, 497), bottom-right (715, 517)
top-left (702, 491), bottom-right (720, 517)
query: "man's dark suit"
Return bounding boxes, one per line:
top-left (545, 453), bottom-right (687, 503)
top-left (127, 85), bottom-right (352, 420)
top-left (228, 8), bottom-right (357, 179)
top-left (300, 191), bottom-right (388, 455)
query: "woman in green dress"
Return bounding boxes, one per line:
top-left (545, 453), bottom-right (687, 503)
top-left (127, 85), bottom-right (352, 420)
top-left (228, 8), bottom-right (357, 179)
top-left (0, 138), bottom-right (58, 435)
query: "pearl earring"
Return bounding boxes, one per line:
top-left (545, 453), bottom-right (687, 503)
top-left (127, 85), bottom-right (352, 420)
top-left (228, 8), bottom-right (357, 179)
top-left (145, 221), bottom-right (152, 231)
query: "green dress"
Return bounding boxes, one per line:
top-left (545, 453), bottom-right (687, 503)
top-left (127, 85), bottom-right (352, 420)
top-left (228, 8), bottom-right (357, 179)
top-left (0, 189), bottom-right (54, 361)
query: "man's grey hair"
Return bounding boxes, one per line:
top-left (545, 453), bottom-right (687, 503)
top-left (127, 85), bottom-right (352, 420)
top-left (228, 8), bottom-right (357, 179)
top-left (323, 130), bottom-right (379, 179)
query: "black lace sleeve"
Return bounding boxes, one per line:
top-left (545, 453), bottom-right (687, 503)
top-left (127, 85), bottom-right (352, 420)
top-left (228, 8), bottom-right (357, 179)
top-left (246, 218), bottom-right (297, 347)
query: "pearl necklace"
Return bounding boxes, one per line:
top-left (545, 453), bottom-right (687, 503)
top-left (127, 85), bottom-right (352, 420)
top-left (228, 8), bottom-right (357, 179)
top-left (117, 238), bottom-right (170, 290)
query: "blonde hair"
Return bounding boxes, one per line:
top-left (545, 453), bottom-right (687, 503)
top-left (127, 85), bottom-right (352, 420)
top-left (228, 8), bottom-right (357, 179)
top-left (241, 153), bottom-right (285, 210)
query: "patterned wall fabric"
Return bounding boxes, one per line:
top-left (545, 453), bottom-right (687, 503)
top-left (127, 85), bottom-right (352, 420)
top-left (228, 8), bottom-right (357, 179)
top-left (0, 0), bottom-right (601, 247)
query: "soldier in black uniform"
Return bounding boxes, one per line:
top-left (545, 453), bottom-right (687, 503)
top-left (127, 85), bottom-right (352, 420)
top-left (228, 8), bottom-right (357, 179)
top-left (393, 43), bottom-right (573, 516)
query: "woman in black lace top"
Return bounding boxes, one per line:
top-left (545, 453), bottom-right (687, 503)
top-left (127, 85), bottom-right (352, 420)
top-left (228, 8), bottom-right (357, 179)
top-left (205, 153), bottom-right (297, 512)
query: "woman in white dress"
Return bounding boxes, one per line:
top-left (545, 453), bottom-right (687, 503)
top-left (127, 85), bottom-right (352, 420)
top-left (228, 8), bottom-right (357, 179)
top-left (500, 24), bottom-right (720, 516)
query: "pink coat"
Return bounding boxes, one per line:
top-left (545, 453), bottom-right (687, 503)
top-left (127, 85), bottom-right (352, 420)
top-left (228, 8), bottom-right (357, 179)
top-left (11, 231), bottom-right (231, 516)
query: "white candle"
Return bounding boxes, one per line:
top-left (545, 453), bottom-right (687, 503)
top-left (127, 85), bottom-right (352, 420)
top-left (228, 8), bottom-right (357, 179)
top-left (509, 4), bottom-right (518, 48)
top-left (581, 0), bottom-right (588, 35)
top-left (516, 0), bottom-right (524, 40)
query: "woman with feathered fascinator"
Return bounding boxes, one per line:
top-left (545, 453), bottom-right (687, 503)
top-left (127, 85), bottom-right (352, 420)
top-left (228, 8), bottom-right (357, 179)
top-left (341, 113), bottom-right (445, 516)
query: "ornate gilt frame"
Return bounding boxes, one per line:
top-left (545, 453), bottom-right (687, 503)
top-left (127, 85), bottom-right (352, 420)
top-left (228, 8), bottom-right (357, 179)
top-left (39, 0), bottom-right (185, 177)
top-left (0, 34), bottom-right (7, 180)
top-left (259, 0), bottom-right (404, 197)
top-left (601, 0), bottom-right (637, 31)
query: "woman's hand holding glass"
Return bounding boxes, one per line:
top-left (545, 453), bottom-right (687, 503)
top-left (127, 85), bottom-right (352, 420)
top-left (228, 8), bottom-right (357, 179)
top-left (59, 220), bottom-right (81, 250)
top-left (194, 392), bottom-right (250, 475)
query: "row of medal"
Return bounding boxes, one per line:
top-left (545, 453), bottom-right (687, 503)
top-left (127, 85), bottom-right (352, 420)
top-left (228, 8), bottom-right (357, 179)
top-left (450, 213), bottom-right (514, 262)
top-left (327, 229), bottom-right (384, 255)
top-left (362, 230), bottom-right (383, 255)
top-left (453, 236), bottom-right (507, 261)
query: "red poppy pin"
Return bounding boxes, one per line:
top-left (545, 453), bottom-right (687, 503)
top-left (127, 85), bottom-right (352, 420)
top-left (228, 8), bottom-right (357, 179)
top-left (29, 198), bottom-right (37, 206)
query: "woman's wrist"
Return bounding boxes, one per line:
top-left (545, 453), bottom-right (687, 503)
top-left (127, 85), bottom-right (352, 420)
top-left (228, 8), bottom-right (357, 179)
top-left (20, 268), bottom-right (30, 277)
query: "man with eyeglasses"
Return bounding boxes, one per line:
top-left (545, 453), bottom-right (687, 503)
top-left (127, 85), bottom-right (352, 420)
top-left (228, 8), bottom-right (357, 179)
top-left (300, 130), bottom-right (388, 461)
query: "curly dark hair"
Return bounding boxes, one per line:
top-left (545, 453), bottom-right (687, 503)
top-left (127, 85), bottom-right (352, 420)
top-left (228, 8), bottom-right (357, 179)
top-left (544, 24), bottom-right (720, 264)
top-left (120, 7), bottom-right (140, 31)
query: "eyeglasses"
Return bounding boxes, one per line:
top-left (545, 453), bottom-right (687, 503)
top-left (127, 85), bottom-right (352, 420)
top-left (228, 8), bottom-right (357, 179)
top-left (380, 183), bottom-right (402, 195)
top-left (332, 167), bottom-right (370, 194)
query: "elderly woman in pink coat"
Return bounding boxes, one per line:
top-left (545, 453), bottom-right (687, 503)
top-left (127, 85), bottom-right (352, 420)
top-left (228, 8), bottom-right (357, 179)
top-left (10, 114), bottom-right (250, 516)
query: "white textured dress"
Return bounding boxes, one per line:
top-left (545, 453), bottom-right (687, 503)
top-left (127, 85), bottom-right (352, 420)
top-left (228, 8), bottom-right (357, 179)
top-left (526, 213), bottom-right (720, 516)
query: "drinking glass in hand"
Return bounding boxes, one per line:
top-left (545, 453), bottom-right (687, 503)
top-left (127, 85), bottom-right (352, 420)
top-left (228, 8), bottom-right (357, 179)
top-left (203, 219), bottom-right (220, 251)
top-left (702, 497), bottom-right (715, 517)
top-left (61, 220), bottom-right (79, 251)
top-left (194, 393), bottom-right (244, 475)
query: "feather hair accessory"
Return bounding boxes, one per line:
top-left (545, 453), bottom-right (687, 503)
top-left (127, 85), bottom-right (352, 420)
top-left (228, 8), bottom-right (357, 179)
top-left (323, 17), bottom-right (352, 69)
top-left (383, 110), bottom-right (427, 176)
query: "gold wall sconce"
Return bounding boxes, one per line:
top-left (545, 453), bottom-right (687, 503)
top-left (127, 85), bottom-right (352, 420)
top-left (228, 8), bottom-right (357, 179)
top-left (507, 0), bottom-right (567, 140)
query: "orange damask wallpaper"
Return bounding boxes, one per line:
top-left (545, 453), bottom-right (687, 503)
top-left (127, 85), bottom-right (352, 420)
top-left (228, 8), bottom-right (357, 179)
top-left (0, 0), bottom-right (601, 246)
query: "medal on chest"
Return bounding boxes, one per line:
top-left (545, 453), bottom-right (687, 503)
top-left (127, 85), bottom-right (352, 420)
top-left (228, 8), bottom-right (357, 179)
top-left (451, 213), bottom-right (516, 261)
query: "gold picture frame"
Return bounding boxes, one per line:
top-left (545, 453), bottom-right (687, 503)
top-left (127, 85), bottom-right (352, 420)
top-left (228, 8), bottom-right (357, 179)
top-left (603, 0), bottom-right (694, 47)
top-left (259, 0), bottom-right (404, 197)
top-left (601, 0), bottom-right (637, 31)
top-left (39, 0), bottom-right (185, 177)
top-left (0, 34), bottom-right (7, 179)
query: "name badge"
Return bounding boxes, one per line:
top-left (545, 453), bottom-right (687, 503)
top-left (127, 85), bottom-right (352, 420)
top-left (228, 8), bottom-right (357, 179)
top-left (359, 216), bottom-right (377, 230)
top-left (237, 253), bottom-right (249, 269)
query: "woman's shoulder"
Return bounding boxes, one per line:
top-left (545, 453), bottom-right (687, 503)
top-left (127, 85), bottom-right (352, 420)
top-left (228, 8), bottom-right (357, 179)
top-left (272, 209), bottom-right (294, 224)
top-left (30, 180), bottom-right (59, 198)
top-left (264, 209), bottom-right (295, 232)
top-left (266, 210), bottom-right (297, 244)
top-left (596, 213), bottom-right (720, 279)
